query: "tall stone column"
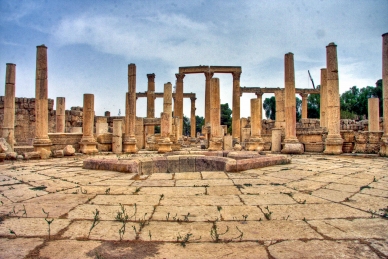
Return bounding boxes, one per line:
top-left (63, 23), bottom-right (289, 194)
top-left (300, 93), bottom-right (309, 119)
top-left (274, 89), bottom-right (285, 129)
top-left (79, 94), bottom-right (98, 154)
top-left (190, 97), bottom-right (196, 138)
top-left (379, 33), bottom-right (388, 156)
top-left (112, 119), bottom-right (123, 154)
top-left (282, 52), bottom-right (304, 154)
top-left (204, 71), bottom-right (214, 125)
top-left (246, 92), bottom-right (264, 151)
top-left (56, 97), bottom-right (66, 133)
top-left (208, 78), bottom-right (222, 150)
top-left (232, 71), bottom-right (241, 143)
top-left (146, 73), bottom-right (155, 135)
top-left (33, 45), bottom-right (52, 154)
top-left (2, 63), bottom-right (16, 150)
top-left (123, 64), bottom-right (138, 153)
top-left (368, 98), bottom-right (380, 131)
top-left (175, 73), bottom-right (185, 138)
top-left (320, 68), bottom-right (328, 128)
top-left (324, 43), bottom-right (343, 154)
top-left (158, 82), bottom-right (173, 153)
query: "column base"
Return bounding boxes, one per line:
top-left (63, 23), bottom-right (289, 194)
top-left (33, 137), bottom-right (53, 158)
top-left (123, 138), bottom-right (138, 153)
top-left (281, 138), bottom-right (304, 154)
top-left (379, 135), bottom-right (388, 157)
top-left (208, 137), bottom-right (223, 151)
top-left (2, 127), bottom-right (15, 151)
top-left (79, 136), bottom-right (98, 154)
top-left (245, 138), bottom-right (264, 151)
top-left (323, 135), bottom-right (344, 155)
top-left (158, 139), bottom-right (172, 153)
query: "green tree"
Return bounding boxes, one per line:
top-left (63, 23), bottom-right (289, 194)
top-left (307, 86), bottom-right (320, 119)
top-left (195, 115), bottom-right (204, 135)
top-left (296, 97), bottom-right (302, 121)
top-left (220, 103), bottom-right (232, 134)
top-left (182, 115), bottom-right (190, 136)
top-left (263, 96), bottom-right (276, 120)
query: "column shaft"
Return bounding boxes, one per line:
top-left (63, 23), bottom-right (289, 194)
top-left (112, 119), bottom-right (123, 154)
top-left (56, 97), bottom-right (66, 133)
top-left (204, 72), bottom-right (214, 125)
top-left (162, 82), bottom-right (173, 138)
top-left (175, 73), bottom-right (185, 138)
top-left (368, 98), bottom-right (380, 131)
top-left (320, 68), bottom-right (327, 127)
top-left (208, 78), bottom-right (222, 150)
top-left (274, 89), bottom-right (285, 129)
top-left (232, 72), bottom-right (241, 142)
top-left (380, 33), bottom-right (388, 156)
top-left (146, 73), bottom-right (155, 135)
top-left (79, 94), bottom-right (98, 154)
top-left (190, 97), bottom-right (196, 138)
top-left (300, 93), bottom-right (308, 119)
top-left (123, 64), bottom-right (138, 153)
top-left (3, 63), bottom-right (16, 150)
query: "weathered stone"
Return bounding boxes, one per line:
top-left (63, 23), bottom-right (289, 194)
top-left (63, 145), bottom-right (75, 156)
top-left (53, 150), bottom-right (64, 158)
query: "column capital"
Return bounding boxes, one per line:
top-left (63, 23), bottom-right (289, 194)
top-left (147, 73), bottom-right (155, 82)
top-left (255, 91), bottom-right (263, 98)
top-left (299, 92), bottom-right (309, 98)
top-left (204, 72), bottom-right (214, 80)
top-left (175, 73), bottom-right (185, 82)
top-left (190, 97), bottom-right (197, 102)
top-left (232, 71), bottom-right (241, 81)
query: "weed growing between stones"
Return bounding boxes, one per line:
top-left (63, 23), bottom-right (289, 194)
top-left (115, 203), bottom-right (136, 241)
top-left (105, 188), bottom-right (110, 195)
top-left (176, 232), bottom-right (201, 247)
top-left (134, 187), bottom-right (141, 194)
top-left (183, 212), bottom-right (191, 222)
top-left (264, 206), bottom-right (272, 220)
top-left (360, 185), bottom-right (371, 191)
top-left (88, 208), bottom-right (100, 238)
top-left (210, 222), bottom-right (229, 242)
top-left (242, 215), bottom-right (248, 221)
top-left (42, 208), bottom-right (54, 239)
top-left (9, 229), bottom-right (16, 236)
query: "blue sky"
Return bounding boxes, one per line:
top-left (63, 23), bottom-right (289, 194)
top-left (0, 0), bottom-right (387, 118)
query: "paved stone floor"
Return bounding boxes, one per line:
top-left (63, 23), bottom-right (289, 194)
top-left (0, 153), bottom-right (387, 258)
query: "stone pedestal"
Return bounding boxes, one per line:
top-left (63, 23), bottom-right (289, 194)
top-left (33, 45), bottom-right (52, 155)
top-left (56, 97), bottom-right (66, 133)
top-left (320, 68), bottom-right (327, 128)
top-left (368, 98), bottom-right (380, 132)
top-left (79, 94), bottom-right (98, 154)
top-left (282, 53), bottom-right (304, 154)
top-left (232, 72), bottom-right (241, 142)
top-left (380, 33), bottom-right (388, 156)
top-left (324, 43), bottom-right (344, 155)
top-left (112, 119), bottom-right (123, 154)
top-left (2, 63), bottom-right (16, 151)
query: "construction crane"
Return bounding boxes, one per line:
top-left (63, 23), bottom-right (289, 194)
top-left (308, 70), bottom-right (315, 89)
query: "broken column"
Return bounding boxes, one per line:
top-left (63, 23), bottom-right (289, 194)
top-left (282, 52), bottom-right (304, 154)
top-left (379, 33), bottom-right (388, 156)
top-left (208, 78), bottom-right (223, 150)
top-left (368, 98), bottom-right (380, 132)
top-left (146, 73), bottom-right (155, 136)
top-left (2, 63), bottom-right (16, 151)
top-left (246, 92), bottom-right (264, 151)
top-left (324, 43), bottom-right (344, 154)
top-left (56, 97), bottom-right (66, 133)
top-left (79, 94), bottom-right (98, 154)
top-left (175, 73), bottom-right (185, 139)
top-left (123, 63), bottom-right (138, 153)
top-left (300, 92), bottom-right (308, 119)
top-left (190, 96), bottom-right (196, 138)
top-left (33, 45), bottom-right (52, 155)
top-left (204, 71), bottom-right (214, 125)
top-left (320, 68), bottom-right (327, 128)
top-left (232, 71), bottom-right (241, 143)
top-left (112, 119), bottom-right (123, 154)
top-left (158, 82), bottom-right (173, 153)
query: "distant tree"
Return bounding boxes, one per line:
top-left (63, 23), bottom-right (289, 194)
top-left (195, 115), bottom-right (204, 135)
top-left (155, 125), bottom-right (161, 134)
top-left (182, 115), bottom-right (190, 136)
top-left (296, 97), bottom-right (302, 121)
top-left (220, 103), bottom-right (232, 134)
top-left (263, 96), bottom-right (276, 120)
top-left (307, 86), bottom-right (320, 119)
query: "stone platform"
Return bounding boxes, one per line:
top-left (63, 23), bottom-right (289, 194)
top-left (0, 154), bottom-right (387, 258)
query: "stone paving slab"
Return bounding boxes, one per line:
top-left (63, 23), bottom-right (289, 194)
top-left (201, 171), bottom-right (229, 179)
top-left (239, 185), bottom-right (293, 194)
top-left (207, 186), bottom-right (241, 195)
top-left (152, 205), bottom-right (219, 221)
top-left (175, 179), bottom-right (235, 186)
top-left (139, 186), bottom-right (205, 196)
top-left (174, 172), bottom-right (201, 180)
top-left (0, 237), bottom-right (44, 259)
top-left (0, 184), bottom-right (48, 202)
top-left (220, 205), bottom-right (265, 221)
top-left (68, 204), bottom-right (154, 220)
top-left (343, 193), bottom-right (388, 213)
top-left (93, 179), bottom-right (135, 186)
top-left (0, 175), bottom-right (20, 186)
top-left (240, 193), bottom-right (296, 205)
top-left (28, 179), bottom-right (79, 193)
top-left (131, 180), bottom-right (175, 187)
top-left (286, 179), bottom-right (329, 192)
top-left (38, 240), bottom-right (102, 259)
top-left (312, 188), bottom-right (354, 202)
top-left (0, 202), bottom-right (76, 218)
top-left (324, 182), bottom-right (362, 192)
top-left (161, 195), bottom-right (243, 206)
top-left (0, 217), bottom-right (71, 237)
top-left (308, 218), bottom-right (388, 239)
top-left (268, 240), bottom-right (380, 259)
top-left (140, 222), bottom-right (212, 241)
top-left (91, 194), bottom-right (162, 206)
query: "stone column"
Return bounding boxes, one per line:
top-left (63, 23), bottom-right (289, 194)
top-left (300, 93), bottom-right (309, 119)
top-left (2, 63), bottom-right (16, 150)
top-left (208, 78), bottom-right (222, 150)
top-left (175, 73), bottom-right (185, 138)
top-left (112, 119), bottom-right (123, 154)
top-left (79, 94), bottom-right (98, 154)
top-left (56, 97), bottom-right (66, 133)
top-left (368, 98), bottom-right (380, 132)
top-left (146, 73), bottom-right (155, 135)
top-left (282, 52), bottom-right (304, 154)
top-left (320, 68), bottom-right (328, 128)
top-left (190, 97), bottom-right (196, 138)
top-left (324, 43), bottom-right (343, 154)
top-left (158, 82), bottom-right (173, 153)
top-left (33, 45), bottom-right (52, 155)
top-left (274, 89), bottom-right (285, 129)
top-left (232, 71), bottom-right (241, 143)
top-left (380, 33), bottom-right (388, 156)
top-left (204, 71), bottom-right (214, 125)
top-left (246, 92), bottom-right (264, 151)
top-left (123, 64), bottom-right (138, 153)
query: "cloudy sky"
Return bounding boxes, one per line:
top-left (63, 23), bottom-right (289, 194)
top-left (0, 0), bottom-right (387, 119)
